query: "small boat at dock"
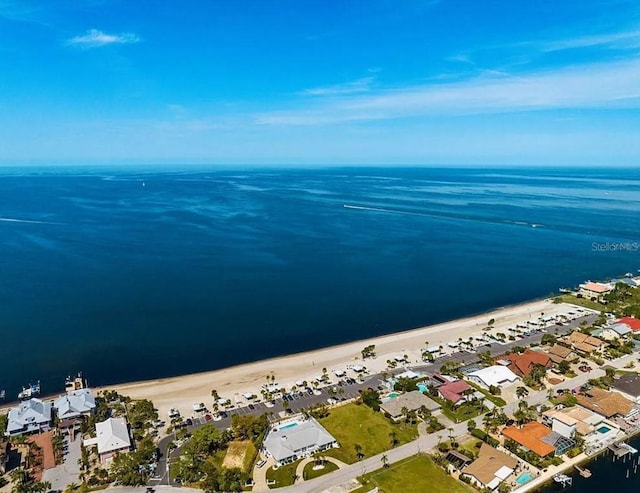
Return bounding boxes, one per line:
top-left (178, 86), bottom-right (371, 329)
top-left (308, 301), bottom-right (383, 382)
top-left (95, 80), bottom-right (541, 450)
top-left (18, 381), bottom-right (41, 400)
top-left (65, 372), bottom-right (87, 392)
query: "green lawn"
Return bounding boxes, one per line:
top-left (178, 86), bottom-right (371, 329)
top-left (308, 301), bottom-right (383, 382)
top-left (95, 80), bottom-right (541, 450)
top-left (556, 294), bottom-right (605, 311)
top-left (302, 460), bottom-right (339, 480)
top-left (466, 381), bottom-right (507, 407)
top-left (352, 454), bottom-right (473, 493)
top-left (266, 460), bottom-right (301, 489)
top-left (438, 400), bottom-right (488, 423)
top-left (319, 403), bottom-right (418, 464)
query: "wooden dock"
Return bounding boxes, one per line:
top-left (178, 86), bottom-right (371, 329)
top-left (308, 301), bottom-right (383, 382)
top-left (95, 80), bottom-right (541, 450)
top-left (608, 442), bottom-right (639, 458)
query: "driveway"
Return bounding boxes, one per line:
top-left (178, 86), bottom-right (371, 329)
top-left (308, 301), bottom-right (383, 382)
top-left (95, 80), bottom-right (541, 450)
top-left (43, 433), bottom-right (81, 491)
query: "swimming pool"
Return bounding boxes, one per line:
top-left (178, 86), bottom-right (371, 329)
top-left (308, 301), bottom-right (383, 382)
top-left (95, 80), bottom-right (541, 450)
top-left (597, 425), bottom-right (611, 434)
top-left (515, 472), bottom-right (533, 485)
top-left (418, 383), bottom-right (428, 393)
top-left (388, 392), bottom-right (399, 399)
top-left (279, 422), bottom-right (298, 431)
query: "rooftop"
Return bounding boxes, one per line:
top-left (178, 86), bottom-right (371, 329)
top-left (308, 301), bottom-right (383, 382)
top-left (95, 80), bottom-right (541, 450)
top-left (84, 417), bottom-right (131, 455)
top-left (575, 388), bottom-right (634, 418)
top-left (617, 317), bottom-right (640, 332)
top-left (380, 390), bottom-right (440, 417)
top-left (580, 281), bottom-right (612, 294)
top-left (611, 373), bottom-right (640, 398)
top-left (438, 380), bottom-right (472, 403)
top-left (498, 349), bottom-right (550, 377)
top-left (468, 365), bottom-right (519, 387)
top-left (462, 443), bottom-right (518, 487)
top-left (502, 422), bottom-right (555, 457)
top-left (263, 417), bottom-right (336, 463)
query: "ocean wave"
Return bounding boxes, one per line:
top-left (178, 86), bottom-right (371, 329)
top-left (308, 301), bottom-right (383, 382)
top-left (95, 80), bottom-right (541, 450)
top-left (0, 217), bottom-right (52, 224)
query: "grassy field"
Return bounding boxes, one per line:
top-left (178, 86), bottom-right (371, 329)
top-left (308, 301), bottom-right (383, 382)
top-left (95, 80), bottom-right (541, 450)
top-left (352, 454), bottom-right (473, 493)
top-left (223, 440), bottom-right (257, 472)
top-left (303, 460), bottom-right (339, 480)
top-left (266, 460), bottom-right (301, 489)
top-left (556, 294), bottom-right (605, 311)
top-left (319, 403), bottom-right (418, 464)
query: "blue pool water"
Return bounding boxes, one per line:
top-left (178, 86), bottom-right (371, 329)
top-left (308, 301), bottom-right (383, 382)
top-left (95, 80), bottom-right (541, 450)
top-left (597, 426), bottom-right (611, 434)
top-left (516, 472), bottom-right (533, 485)
top-left (418, 383), bottom-right (428, 393)
top-left (388, 392), bottom-right (399, 399)
top-left (279, 422), bottom-right (298, 431)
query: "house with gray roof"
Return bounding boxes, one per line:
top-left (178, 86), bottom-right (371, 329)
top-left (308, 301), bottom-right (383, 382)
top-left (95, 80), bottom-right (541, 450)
top-left (54, 388), bottom-right (96, 420)
top-left (5, 398), bottom-right (52, 436)
top-left (611, 373), bottom-right (640, 403)
top-left (380, 390), bottom-right (440, 421)
top-left (601, 323), bottom-right (633, 341)
top-left (262, 417), bottom-right (337, 466)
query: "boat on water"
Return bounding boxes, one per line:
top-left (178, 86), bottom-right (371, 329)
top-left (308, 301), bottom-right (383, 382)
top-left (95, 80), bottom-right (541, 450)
top-left (18, 381), bottom-right (41, 400)
top-left (0, 389), bottom-right (5, 400)
top-left (65, 372), bottom-right (87, 392)
top-left (559, 287), bottom-right (573, 294)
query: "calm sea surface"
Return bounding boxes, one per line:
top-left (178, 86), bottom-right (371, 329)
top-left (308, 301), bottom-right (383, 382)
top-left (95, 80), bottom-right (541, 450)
top-left (0, 166), bottom-right (639, 398)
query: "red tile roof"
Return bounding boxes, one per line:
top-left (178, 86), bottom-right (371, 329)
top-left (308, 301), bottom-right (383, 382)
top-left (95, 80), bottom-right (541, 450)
top-left (617, 317), bottom-right (640, 331)
top-left (438, 380), bottom-right (472, 403)
top-left (580, 281), bottom-right (611, 293)
top-left (499, 350), bottom-right (551, 377)
top-left (502, 422), bottom-right (555, 457)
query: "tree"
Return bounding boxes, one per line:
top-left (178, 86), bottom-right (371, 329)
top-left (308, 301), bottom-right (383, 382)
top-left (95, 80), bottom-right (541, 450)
top-left (541, 334), bottom-right (557, 346)
top-left (389, 430), bottom-right (398, 447)
top-left (359, 388), bottom-right (381, 411)
top-left (10, 468), bottom-right (51, 493)
top-left (516, 386), bottom-right (529, 400)
top-left (557, 360), bottom-right (571, 374)
top-left (354, 443), bottom-right (364, 460)
top-left (478, 351), bottom-right (494, 367)
top-left (467, 419), bottom-right (477, 432)
top-left (381, 454), bottom-right (389, 468)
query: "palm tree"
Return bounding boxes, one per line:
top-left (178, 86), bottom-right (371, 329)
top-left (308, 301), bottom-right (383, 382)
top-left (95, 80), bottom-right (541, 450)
top-left (389, 430), bottom-right (398, 447)
top-left (354, 443), bottom-right (363, 460)
top-left (516, 386), bottom-right (529, 400)
top-left (381, 454), bottom-right (389, 468)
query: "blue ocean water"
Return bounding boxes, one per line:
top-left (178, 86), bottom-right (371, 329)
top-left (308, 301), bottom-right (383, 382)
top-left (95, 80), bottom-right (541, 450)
top-left (0, 166), bottom-right (639, 399)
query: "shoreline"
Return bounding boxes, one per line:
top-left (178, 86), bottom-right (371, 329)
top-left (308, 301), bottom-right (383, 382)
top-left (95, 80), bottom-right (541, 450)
top-left (514, 427), bottom-right (640, 493)
top-left (99, 297), bottom-right (563, 421)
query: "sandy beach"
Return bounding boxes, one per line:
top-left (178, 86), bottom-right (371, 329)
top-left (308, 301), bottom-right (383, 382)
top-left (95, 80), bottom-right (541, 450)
top-left (106, 298), bottom-right (572, 421)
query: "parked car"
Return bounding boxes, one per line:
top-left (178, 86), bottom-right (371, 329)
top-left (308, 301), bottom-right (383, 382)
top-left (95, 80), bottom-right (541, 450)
top-left (256, 459), bottom-right (267, 468)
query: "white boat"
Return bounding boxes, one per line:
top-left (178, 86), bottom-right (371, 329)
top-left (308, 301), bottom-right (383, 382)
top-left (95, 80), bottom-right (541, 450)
top-left (65, 372), bottom-right (87, 392)
top-left (18, 381), bottom-right (41, 400)
top-left (0, 389), bottom-right (5, 400)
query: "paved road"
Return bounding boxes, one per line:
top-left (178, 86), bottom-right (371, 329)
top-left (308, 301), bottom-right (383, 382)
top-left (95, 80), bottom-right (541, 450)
top-left (145, 311), bottom-right (597, 489)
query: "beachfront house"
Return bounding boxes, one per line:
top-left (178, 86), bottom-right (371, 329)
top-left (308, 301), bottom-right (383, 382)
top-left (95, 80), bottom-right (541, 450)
top-left (262, 417), bottom-right (338, 466)
top-left (578, 281), bottom-right (612, 300)
top-left (502, 421), bottom-right (574, 457)
top-left (53, 388), bottom-right (96, 421)
top-left (5, 398), bottom-right (52, 436)
top-left (461, 443), bottom-right (517, 491)
top-left (467, 366), bottom-right (519, 389)
top-left (83, 417), bottom-right (132, 463)
top-left (380, 390), bottom-right (440, 421)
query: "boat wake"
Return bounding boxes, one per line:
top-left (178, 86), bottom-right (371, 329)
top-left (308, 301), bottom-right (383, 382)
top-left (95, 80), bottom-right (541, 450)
top-left (0, 217), bottom-right (51, 224)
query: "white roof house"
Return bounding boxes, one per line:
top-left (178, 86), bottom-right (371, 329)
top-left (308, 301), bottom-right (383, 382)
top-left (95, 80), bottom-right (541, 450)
top-left (6, 398), bottom-right (52, 436)
top-left (84, 417), bottom-right (131, 458)
top-left (54, 388), bottom-right (96, 420)
top-left (263, 417), bottom-right (337, 466)
top-left (467, 366), bottom-right (520, 388)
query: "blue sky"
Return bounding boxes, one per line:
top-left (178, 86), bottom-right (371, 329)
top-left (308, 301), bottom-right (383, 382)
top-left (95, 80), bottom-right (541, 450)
top-left (1, 0), bottom-right (640, 166)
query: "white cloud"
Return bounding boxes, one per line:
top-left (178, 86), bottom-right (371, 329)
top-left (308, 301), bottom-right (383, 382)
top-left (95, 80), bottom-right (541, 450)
top-left (67, 29), bottom-right (140, 48)
top-left (302, 76), bottom-right (375, 96)
top-left (256, 58), bottom-right (640, 125)
top-left (541, 28), bottom-right (640, 52)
